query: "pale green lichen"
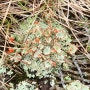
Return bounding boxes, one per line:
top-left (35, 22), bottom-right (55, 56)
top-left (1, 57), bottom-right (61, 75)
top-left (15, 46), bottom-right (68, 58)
top-left (65, 80), bottom-right (89, 90)
top-left (10, 81), bottom-right (36, 90)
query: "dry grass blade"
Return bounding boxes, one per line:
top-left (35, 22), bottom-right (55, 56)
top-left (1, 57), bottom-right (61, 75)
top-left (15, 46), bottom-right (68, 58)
top-left (59, 66), bottom-right (65, 88)
top-left (0, 0), bottom-right (12, 37)
top-left (72, 55), bottom-right (84, 83)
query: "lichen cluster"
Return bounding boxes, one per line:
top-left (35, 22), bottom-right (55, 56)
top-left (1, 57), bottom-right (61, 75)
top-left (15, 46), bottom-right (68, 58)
top-left (12, 17), bottom-right (77, 79)
top-left (65, 80), bottom-right (89, 90)
top-left (0, 15), bottom-right (78, 89)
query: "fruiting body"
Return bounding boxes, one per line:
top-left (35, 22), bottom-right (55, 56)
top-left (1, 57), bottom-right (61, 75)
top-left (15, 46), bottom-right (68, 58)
top-left (7, 47), bottom-right (14, 54)
top-left (9, 37), bottom-right (14, 42)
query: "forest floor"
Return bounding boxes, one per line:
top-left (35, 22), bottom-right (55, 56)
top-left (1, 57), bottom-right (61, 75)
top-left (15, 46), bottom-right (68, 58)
top-left (0, 0), bottom-right (90, 90)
